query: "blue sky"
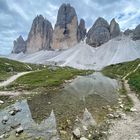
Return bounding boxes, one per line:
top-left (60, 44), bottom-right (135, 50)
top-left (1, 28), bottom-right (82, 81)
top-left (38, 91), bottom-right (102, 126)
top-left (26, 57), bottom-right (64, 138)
top-left (0, 0), bottom-right (140, 55)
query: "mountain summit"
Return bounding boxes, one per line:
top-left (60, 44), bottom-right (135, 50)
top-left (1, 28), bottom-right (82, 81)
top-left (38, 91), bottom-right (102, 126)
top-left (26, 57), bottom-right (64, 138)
top-left (26, 15), bottom-right (53, 53)
top-left (52, 3), bottom-right (78, 50)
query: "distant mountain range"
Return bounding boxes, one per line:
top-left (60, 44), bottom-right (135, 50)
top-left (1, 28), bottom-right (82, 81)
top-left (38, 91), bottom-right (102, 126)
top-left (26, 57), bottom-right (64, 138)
top-left (12, 3), bottom-right (140, 54)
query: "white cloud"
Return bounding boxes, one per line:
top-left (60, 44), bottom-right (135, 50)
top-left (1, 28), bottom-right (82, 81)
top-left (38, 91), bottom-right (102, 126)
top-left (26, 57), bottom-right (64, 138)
top-left (9, 2), bottom-right (29, 21)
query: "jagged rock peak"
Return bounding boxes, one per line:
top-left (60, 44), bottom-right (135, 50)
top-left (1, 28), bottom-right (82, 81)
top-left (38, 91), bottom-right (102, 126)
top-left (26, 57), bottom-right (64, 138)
top-left (18, 35), bottom-right (24, 41)
top-left (133, 24), bottom-right (140, 40)
top-left (110, 18), bottom-right (120, 38)
top-left (12, 35), bottom-right (26, 54)
top-left (86, 17), bottom-right (110, 47)
top-left (52, 3), bottom-right (78, 49)
top-left (26, 14), bottom-right (53, 53)
top-left (55, 3), bottom-right (77, 28)
top-left (93, 17), bottom-right (110, 29)
top-left (78, 18), bottom-right (86, 42)
top-left (124, 29), bottom-right (133, 36)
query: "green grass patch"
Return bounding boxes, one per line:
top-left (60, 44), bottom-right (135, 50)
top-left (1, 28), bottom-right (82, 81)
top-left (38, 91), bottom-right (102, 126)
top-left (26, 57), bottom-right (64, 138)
top-left (102, 59), bottom-right (140, 79)
top-left (102, 58), bottom-right (140, 101)
top-left (128, 67), bottom-right (140, 99)
top-left (0, 57), bottom-right (44, 81)
top-left (5, 67), bottom-right (94, 91)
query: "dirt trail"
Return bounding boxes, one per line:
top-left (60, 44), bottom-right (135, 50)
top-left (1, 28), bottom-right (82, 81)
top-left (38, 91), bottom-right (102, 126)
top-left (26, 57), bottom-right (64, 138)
top-left (0, 72), bottom-right (31, 87)
top-left (108, 63), bottom-right (140, 139)
top-left (123, 63), bottom-right (140, 80)
top-left (108, 80), bottom-right (140, 140)
top-left (0, 71), bottom-right (33, 96)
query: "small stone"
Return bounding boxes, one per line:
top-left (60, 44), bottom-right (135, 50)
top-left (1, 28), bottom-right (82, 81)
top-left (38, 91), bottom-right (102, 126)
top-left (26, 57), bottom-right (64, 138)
top-left (2, 116), bottom-right (9, 124)
top-left (0, 134), bottom-right (5, 139)
top-left (60, 130), bottom-right (67, 135)
top-left (108, 107), bottom-right (113, 112)
top-left (120, 104), bottom-right (124, 108)
top-left (101, 131), bottom-right (107, 135)
top-left (118, 101), bottom-right (122, 104)
top-left (118, 98), bottom-right (122, 102)
top-left (16, 126), bottom-right (23, 134)
top-left (0, 100), bottom-right (4, 104)
top-left (75, 118), bottom-right (79, 122)
top-left (73, 128), bottom-right (81, 138)
top-left (80, 137), bottom-right (89, 140)
top-left (102, 106), bottom-right (106, 109)
top-left (9, 110), bottom-right (15, 116)
top-left (88, 134), bottom-right (92, 138)
top-left (15, 107), bottom-right (22, 112)
top-left (48, 102), bottom-right (51, 105)
top-left (9, 108), bottom-right (21, 116)
top-left (107, 105), bottom-right (111, 108)
top-left (130, 108), bottom-right (137, 112)
top-left (66, 119), bottom-right (71, 125)
top-left (107, 114), bottom-right (114, 119)
top-left (15, 133), bottom-right (19, 137)
top-left (83, 125), bottom-right (88, 131)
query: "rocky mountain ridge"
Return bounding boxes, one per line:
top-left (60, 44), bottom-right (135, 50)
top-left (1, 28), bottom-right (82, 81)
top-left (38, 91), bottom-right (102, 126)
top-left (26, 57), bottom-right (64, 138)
top-left (12, 36), bottom-right (26, 54)
top-left (12, 3), bottom-right (140, 54)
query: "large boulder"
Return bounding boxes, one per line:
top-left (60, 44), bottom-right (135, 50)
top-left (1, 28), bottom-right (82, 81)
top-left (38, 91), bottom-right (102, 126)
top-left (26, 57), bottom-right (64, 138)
top-left (26, 15), bottom-right (53, 53)
top-left (133, 24), bottom-right (140, 40)
top-left (110, 18), bottom-right (120, 38)
top-left (86, 17), bottom-right (110, 47)
top-left (12, 35), bottom-right (26, 54)
top-left (77, 19), bottom-right (86, 42)
top-left (52, 3), bottom-right (78, 50)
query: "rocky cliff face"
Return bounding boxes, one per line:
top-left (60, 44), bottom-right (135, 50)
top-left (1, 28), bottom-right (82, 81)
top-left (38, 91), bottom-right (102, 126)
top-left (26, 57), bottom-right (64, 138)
top-left (77, 19), bottom-right (86, 42)
top-left (86, 17), bottom-right (110, 47)
top-left (12, 36), bottom-right (26, 54)
top-left (26, 15), bottom-right (53, 53)
top-left (52, 3), bottom-right (78, 50)
top-left (124, 29), bottom-right (133, 36)
top-left (110, 18), bottom-right (120, 38)
top-left (133, 24), bottom-right (140, 40)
